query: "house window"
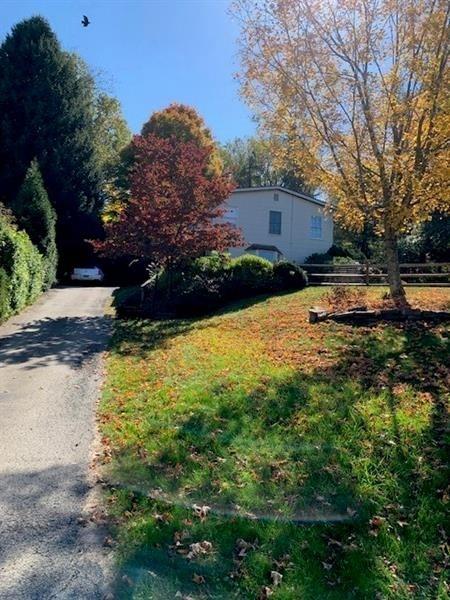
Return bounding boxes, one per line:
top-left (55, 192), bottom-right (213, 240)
top-left (310, 215), bottom-right (322, 239)
top-left (269, 210), bottom-right (282, 234)
top-left (274, 192), bottom-right (279, 202)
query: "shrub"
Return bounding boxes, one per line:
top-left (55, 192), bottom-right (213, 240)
top-left (0, 267), bottom-right (10, 319)
top-left (156, 253), bottom-right (232, 316)
top-left (397, 232), bottom-right (424, 263)
top-left (119, 252), bottom-right (310, 319)
top-left (172, 272), bottom-right (224, 316)
top-left (273, 261), bottom-right (308, 290)
top-left (154, 253), bottom-right (231, 302)
top-left (331, 256), bottom-right (360, 265)
top-left (0, 218), bottom-right (45, 320)
top-left (229, 254), bottom-right (274, 296)
top-left (12, 160), bottom-right (57, 289)
top-left (191, 251), bottom-right (232, 275)
top-left (113, 286), bottom-right (144, 318)
top-left (305, 244), bottom-right (362, 265)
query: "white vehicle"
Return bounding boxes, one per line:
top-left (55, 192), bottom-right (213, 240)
top-left (70, 267), bottom-right (104, 282)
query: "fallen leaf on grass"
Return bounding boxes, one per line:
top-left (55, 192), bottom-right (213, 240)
top-left (369, 515), bottom-right (385, 536)
top-left (187, 540), bottom-right (213, 560)
top-left (192, 573), bottom-right (206, 584)
top-left (192, 504), bottom-right (211, 520)
top-left (235, 538), bottom-right (257, 559)
top-left (271, 571), bottom-right (283, 586)
top-left (152, 512), bottom-right (170, 523)
top-left (274, 554), bottom-right (292, 570)
top-left (370, 516), bottom-right (385, 528)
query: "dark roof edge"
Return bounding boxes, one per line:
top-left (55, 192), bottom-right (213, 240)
top-left (246, 244), bottom-right (283, 253)
top-left (232, 186), bottom-right (326, 206)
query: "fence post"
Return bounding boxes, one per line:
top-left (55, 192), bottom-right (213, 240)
top-left (365, 260), bottom-right (370, 286)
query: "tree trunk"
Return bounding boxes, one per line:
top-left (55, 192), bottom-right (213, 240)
top-left (384, 228), bottom-right (408, 308)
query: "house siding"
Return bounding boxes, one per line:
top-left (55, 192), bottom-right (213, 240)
top-left (223, 188), bottom-right (333, 263)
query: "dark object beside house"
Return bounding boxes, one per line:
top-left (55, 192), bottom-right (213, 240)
top-left (273, 261), bottom-right (308, 290)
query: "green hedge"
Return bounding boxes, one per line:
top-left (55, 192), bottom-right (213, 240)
top-left (118, 253), bottom-right (308, 318)
top-left (0, 219), bottom-right (45, 321)
top-left (0, 267), bottom-right (10, 318)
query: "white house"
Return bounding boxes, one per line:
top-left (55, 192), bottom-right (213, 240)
top-left (222, 186), bottom-right (333, 263)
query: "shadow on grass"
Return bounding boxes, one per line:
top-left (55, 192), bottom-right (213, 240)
top-left (106, 318), bottom-right (449, 599)
top-left (214, 288), bottom-right (300, 316)
top-left (111, 288), bottom-right (301, 358)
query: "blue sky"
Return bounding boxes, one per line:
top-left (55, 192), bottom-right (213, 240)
top-left (1, 0), bottom-right (255, 143)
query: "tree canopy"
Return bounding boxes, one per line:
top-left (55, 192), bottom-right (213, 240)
top-left (94, 134), bottom-right (243, 269)
top-left (0, 16), bottom-right (103, 270)
top-left (221, 136), bottom-right (315, 193)
top-left (141, 103), bottom-right (223, 176)
top-left (234, 0), bottom-right (450, 305)
top-left (108, 103), bottom-right (225, 221)
top-left (93, 93), bottom-right (132, 223)
top-left (12, 160), bottom-right (57, 289)
top-left (93, 94), bottom-right (132, 180)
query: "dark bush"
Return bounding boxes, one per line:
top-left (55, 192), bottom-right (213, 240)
top-left (305, 244), bottom-right (363, 265)
top-left (158, 253), bottom-right (232, 316)
top-left (171, 272), bottom-right (224, 316)
top-left (152, 253), bottom-right (230, 312)
top-left (228, 254), bottom-right (274, 297)
top-left (113, 286), bottom-right (145, 318)
top-left (273, 261), bottom-right (308, 290)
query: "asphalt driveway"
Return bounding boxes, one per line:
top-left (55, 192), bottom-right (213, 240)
top-left (0, 286), bottom-right (114, 599)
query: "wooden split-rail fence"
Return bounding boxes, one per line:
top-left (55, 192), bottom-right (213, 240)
top-left (299, 262), bottom-right (450, 287)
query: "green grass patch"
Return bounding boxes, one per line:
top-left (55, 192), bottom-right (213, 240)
top-left (100, 287), bottom-right (449, 599)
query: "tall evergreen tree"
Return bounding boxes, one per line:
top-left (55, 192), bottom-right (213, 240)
top-left (0, 16), bottom-right (103, 271)
top-left (12, 160), bottom-right (57, 289)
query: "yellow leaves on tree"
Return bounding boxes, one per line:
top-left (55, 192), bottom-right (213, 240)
top-left (141, 103), bottom-right (224, 177)
top-left (233, 0), bottom-right (450, 305)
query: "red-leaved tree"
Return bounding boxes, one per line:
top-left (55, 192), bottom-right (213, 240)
top-left (94, 134), bottom-right (243, 269)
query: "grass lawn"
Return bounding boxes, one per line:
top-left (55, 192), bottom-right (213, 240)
top-left (100, 287), bottom-right (449, 599)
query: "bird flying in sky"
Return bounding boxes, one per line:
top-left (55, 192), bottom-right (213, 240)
top-left (81, 15), bottom-right (90, 27)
